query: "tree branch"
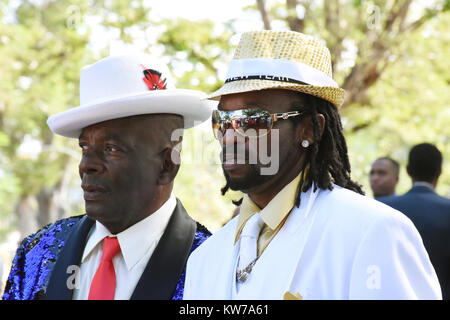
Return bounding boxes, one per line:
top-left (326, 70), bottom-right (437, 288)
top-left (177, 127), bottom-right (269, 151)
top-left (402, 8), bottom-right (442, 32)
top-left (324, 0), bottom-right (344, 73)
top-left (384, 0), bottom-right (412, 32)
top-left (257, 0), bottom-right (272, 30)
top-left (286, 0), bottom-right (306, 32)
top-left (340, 0), bottom-right (431, 108)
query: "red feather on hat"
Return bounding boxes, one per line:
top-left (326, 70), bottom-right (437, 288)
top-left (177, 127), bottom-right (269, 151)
top-left (140, 65), bottom-right (167, 90)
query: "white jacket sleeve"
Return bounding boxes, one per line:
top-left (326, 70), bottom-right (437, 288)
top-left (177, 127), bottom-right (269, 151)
top-left (348, 212), bottom-right (442, 299)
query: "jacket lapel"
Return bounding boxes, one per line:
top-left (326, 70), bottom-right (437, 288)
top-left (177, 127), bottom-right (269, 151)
top-left (130, 199), bottom-right (196, 300)
top-left (44, 215), bottom-right (94, 300)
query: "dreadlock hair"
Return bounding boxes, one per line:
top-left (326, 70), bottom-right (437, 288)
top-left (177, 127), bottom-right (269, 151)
top-left (292, 92), bottom-right (364, 207)
top-left (221, 181), bottom-right (243, 206)
top-left (220, 91), bottom-right (364, 208)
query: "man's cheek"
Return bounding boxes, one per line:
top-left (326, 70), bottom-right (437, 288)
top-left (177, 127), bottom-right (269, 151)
top-left (259, 129), bottom-right (280, 175)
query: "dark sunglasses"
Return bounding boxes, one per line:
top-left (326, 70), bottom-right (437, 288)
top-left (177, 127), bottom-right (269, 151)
top-left (212, 107), bottom-right (303, 139)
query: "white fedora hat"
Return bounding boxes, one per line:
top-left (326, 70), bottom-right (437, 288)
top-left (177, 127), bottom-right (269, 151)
top-left (47, 53), bottom-right (214, 138)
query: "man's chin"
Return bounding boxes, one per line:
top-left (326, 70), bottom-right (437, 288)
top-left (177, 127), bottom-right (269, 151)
top-left (85, 202), bottom-right (109, 221)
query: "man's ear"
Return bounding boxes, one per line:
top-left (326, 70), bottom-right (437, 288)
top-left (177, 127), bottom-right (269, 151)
top-left (297, 113), bottom-right (325, 146)
top-left (157, 146), bottom-right (181, 185)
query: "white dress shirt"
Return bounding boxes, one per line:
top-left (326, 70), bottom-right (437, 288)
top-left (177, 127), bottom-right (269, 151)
top-left (73, 194), bottom-right (176, 300)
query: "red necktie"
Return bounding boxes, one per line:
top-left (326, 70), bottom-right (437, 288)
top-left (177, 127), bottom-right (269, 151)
top-left (88, 237), bottom-right (121, 300)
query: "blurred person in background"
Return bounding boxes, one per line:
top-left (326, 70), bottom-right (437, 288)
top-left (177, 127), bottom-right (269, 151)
top-left (380, 143), bottom-right (450, 299)
top-left (369, 157), bottom-right (400, 199)
top-left (2, 54), bottom-right (212, 300)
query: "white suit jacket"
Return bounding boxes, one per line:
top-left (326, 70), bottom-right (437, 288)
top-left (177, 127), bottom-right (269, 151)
top-left (184, 186), bottom-right (442, 299)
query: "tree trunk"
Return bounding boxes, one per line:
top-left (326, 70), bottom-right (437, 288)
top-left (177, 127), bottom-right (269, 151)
top-left (286, 0), bottom-right (305, 32)
top-left (257, 0), bottom-right (272, 30)
top-left (36, 157), bottom-right (72, 227)
top-left (341, 53), bottom-right (385, 107)
top-left (15, 195), bottom-right (38, 239)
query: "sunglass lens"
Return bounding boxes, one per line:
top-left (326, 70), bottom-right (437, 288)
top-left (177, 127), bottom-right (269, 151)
top-left (235, 114), bottom-right (272, 137)
top-left (212, 110), bottom-right (222, 139)
top-left (212, 108), bottom-right (273, 139)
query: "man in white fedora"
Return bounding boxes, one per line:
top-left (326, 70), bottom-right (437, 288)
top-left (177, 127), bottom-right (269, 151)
top-left (3, 54), bottom-right (212, 300)
top-left (183, 30), bottom-right (442, 299)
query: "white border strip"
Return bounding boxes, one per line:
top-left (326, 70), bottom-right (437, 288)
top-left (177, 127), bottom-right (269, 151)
top-left (225, 58), bottom-right (338, 88)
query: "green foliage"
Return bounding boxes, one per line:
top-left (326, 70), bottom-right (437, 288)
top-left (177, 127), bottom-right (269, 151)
top-left (91, 0), bottom-right (151, 43)
top-left (344, 12), bottom-right (450, 197)
top-left (158, 18), bottom-right (234, 93)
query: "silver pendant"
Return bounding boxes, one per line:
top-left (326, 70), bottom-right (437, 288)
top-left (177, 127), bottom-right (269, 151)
top-left (236, 258), bottom-right (258, 283)
top-left (237, 270), bottom-right (250, 282)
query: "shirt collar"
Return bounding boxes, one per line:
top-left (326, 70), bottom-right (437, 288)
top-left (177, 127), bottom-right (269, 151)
top-left (413, 181), bottom-right (435, 190)
top-left (234, 172), bottom-right (302, 244)
top-left (82, 194), bottom-right (177, 271)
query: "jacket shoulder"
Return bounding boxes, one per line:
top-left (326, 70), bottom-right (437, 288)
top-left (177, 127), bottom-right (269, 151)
top-left (380, 188), bottom-right (450, 216)
top-left (2, 215), bottom-right (85, 300)
top-left (191, 222), bottom-right (211, 252)
top-left (188, 217), bottom-right (237, 266)
top-left (322, 186), bottom-right (407, 222)
top-left (24, 215), bottom-right (84, 250)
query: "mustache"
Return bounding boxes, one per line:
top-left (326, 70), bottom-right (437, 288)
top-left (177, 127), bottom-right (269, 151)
top-left (220, 143), bottom-right (265, 166)
top-left (81, 177), bottom-right (110, 192)
top-left (220, 143), bottom-right (248, 162)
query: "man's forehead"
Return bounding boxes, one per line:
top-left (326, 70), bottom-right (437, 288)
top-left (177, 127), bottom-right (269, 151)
top-left (79, 116), bottom-right (150, 139)
top-left (218, 90), bottom-right (304, 111)
top-left (78, 114), bottom-right (183, 143)
top-left (372, 159), bottom-right (395, 170)
top-left (79, 125), bottom-right (130, 144)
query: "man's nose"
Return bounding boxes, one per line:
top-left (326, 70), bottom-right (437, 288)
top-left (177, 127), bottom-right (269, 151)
top-left (221, 128), bottom-right (242, 147)
top-left (370, 174), bottom-right (380, 184)
top-left (79, 149), bottom-right (105, 176)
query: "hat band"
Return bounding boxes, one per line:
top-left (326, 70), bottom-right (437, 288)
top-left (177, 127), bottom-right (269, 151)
top-left (225, 75), bottom-right (308, 85)
top-left (225, 58), bottom-right (338, 88)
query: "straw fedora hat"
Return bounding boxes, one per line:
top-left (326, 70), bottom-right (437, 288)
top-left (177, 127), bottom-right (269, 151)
top-left (47, 54), bottom-right (214, 138)
top-left (209, 30), bottom-right (345, 107)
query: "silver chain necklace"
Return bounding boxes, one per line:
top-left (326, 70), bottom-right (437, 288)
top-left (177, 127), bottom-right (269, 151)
top-left (236, 256), bottom-right (259, 283)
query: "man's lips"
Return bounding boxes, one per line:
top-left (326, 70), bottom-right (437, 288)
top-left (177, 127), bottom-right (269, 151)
top-left (221, 151), bottom-right (250, 178)
top-left (81, 184), bottom-right (108, 201)
top-left (222, 152), bottom-right (247, 165)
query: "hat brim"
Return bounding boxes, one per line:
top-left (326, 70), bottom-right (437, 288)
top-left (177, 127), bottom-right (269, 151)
top-left (208, 79), bottom-right (345, 108)
top-left (47, 89), bottom-right (215, 138)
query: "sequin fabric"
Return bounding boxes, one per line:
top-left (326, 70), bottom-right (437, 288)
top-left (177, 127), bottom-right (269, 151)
top-left (2, 216), bottom-right (83, 300)
top-left (171, 223), bottom-right (211, 300)
top-left (2, 217), bottom-right (210, 300)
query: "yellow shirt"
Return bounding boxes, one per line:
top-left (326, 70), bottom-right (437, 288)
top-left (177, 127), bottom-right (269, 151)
top-left (234, 173), bottom-right (302, 256)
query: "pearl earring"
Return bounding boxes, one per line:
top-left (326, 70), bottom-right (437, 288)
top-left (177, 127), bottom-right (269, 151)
top-left (301, 140), bottom-right (310, 148)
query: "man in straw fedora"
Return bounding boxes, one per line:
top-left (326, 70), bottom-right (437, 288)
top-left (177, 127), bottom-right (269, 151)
top-left (3, 53), bottom-right (212, 300)
top-left (183, 30), bottom-right (441, 299)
